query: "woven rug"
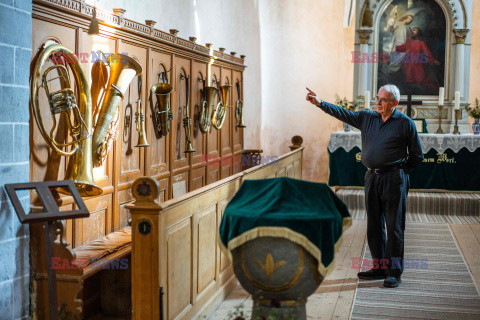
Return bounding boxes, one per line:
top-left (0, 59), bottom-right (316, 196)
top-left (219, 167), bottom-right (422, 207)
top-left (336, 189), bottom-right (480, 224)
top-left (350, 223), bottom-right (480, 319)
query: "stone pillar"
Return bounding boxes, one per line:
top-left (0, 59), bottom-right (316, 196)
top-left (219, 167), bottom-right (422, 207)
top-left (453, 29), bottom-right (469, 98)
top-left (356, 29), bottom-right (372, 97)
top-left (0, 0), bottom-right (32, 318)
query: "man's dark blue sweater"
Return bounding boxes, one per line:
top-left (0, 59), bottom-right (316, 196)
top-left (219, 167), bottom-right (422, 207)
top-left (318, 101), bottom-right (424, 172)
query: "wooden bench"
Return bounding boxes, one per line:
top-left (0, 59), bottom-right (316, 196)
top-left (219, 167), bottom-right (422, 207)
top-left (31, 221), bottom-right (132, 319)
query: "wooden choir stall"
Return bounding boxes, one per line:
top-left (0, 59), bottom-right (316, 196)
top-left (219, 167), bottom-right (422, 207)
top-left (28, 0), bottom-right (250, 318)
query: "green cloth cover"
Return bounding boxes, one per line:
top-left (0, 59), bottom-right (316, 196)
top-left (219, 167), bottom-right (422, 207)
top-left (219, 177), bottom-right (351, 271)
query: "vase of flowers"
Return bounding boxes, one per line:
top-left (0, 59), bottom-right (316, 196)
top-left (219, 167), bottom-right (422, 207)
top-left (465, 98), bottom-right (480, 135)
top-left (335, 94), bottom-right (358, 132)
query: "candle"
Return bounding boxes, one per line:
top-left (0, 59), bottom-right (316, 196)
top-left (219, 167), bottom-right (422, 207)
top-left (365, 91), bottom-right (370, 110)
top-left (438, 87), bottom-right (444, 106)
top-left (455, 91), bottom-right (460, 110)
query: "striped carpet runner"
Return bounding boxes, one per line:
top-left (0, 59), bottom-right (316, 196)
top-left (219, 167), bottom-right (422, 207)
top-left (336, 188), bottom-right (480, 224)
top-left (351, 223), bottom-right (480, 319)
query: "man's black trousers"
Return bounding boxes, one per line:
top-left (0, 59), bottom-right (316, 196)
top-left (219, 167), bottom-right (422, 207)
top-left (364, 168), bottom-right (409, 277)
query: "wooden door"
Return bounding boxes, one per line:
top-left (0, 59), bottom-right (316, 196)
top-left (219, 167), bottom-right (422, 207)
top-left (219, 68), bottom-right (233, 179)
top-left (171, 57), bottom-right (191, 198)
top-left (114, 41), bottom-right (147, 230)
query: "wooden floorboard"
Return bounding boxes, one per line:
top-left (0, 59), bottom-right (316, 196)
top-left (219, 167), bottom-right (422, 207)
top-left (207, 220), bottom-right (480, 320)
top-left (450, 224), bottom-right (480, 293)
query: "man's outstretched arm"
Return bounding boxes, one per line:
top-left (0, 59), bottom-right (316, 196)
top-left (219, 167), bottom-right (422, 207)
top-left (306, 87), bottom-right (363, 129)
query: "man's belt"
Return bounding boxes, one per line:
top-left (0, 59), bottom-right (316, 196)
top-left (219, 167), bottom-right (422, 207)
top-left (368, 164), bottom-right (404, 175)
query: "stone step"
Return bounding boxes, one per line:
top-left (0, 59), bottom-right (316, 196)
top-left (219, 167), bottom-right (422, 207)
top-left (336, 188), bottom-right (480, 217)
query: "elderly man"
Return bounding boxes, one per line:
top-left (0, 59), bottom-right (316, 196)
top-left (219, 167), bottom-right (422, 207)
top-left (306, 85), bottom-right (423, 287)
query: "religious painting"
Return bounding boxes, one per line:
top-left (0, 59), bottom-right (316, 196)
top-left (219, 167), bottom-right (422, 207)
top-left (377, 0), bottom-right (446, 96)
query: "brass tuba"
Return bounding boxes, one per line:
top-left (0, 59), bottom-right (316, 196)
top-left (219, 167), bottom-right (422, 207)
top-left (30, 41), bottom-right (103, 196)
top-left (212, 83), bottom-right (232, 130)
top-left (92, 53), bottom-right (142, 166)
top-left (31, 41), bottom-right (142, 196)
top-left (151, 71), bottom-right (173, 137)
top-left (198, 77), bottom-right (219, 133)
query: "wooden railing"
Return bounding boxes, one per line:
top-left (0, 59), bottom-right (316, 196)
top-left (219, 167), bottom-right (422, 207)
top-left (127, 147), bottom-right (303, 319)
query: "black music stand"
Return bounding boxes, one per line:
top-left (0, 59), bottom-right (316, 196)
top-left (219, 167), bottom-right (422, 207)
top-left (4, 180), bottom-right (89, 320)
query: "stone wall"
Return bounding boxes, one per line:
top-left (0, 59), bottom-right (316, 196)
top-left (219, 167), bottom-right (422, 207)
top-left (0, 0), bottom-right (32, 318)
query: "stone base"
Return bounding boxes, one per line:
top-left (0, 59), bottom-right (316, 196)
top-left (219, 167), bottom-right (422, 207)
top-left (251, 299), bottom-right (306, 320)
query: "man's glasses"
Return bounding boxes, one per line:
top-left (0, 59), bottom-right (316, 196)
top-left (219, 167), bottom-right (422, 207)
top-left (375, 96), bottom-right (394, 104)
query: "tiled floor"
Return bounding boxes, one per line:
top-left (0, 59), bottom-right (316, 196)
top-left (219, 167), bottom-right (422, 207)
top-left (206, 219), bottom-right (480, 320)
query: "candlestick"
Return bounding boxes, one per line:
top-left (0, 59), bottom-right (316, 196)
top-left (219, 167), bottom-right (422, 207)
top-left (435, 104), bottom-right (444, 134)
top-left (364, 91), bottom-right (370, 110)
top-left (438, 87), bottom-right (444, 106)
top-left (455, 91), bottom-right (460, 110)
top-left (453, 109), bottom-right (460, 134)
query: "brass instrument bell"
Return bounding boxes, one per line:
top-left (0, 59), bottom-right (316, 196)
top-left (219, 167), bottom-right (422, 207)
top-left (212, 84), bottom-right (232, 130)
top-left (151, 71), bottom-right (174, 137)
top-left (199, 81), bottom-right (219, 133)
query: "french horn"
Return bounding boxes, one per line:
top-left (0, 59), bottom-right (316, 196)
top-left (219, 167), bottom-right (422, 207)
top-left (198, 78), bottom-right (219, 133)
top-left (212, 83), bottom-right (232, 130)
top-left (151, 72), bottom-right (173, 137)
top-left (30, 41), bottom-right (142, 196)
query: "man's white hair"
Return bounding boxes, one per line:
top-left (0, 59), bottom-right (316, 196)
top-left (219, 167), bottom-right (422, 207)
top-left (380, 84), bottom-right (401, 102)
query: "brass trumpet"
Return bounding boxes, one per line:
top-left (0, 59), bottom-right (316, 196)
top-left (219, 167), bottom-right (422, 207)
top-left (134, 76), bottom-right (149, 147)
top-left (30, 41), bottom-right (142, 196)
top-left (198, 77), bottom-right (219, 133)
top-left (235, 81), bottom-right (246, 127)
top-left (180, 73), bottom-right (195, 153)
top-left (212, 83), bottom-right (232, 130)
top-left (151, 71), bottom-right (173, 137)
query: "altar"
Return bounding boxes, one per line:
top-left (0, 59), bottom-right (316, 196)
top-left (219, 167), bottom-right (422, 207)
top-left (328, 132), bottom-right (480, 191)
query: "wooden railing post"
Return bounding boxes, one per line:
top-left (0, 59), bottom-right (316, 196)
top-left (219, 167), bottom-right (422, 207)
top-left (126, 177), bottom-right (164, 320)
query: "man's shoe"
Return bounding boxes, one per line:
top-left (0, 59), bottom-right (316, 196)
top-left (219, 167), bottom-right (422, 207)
top-left (383, 276), bottom-right (401, 288)
top-left (357, 269), bottom-right (387, 280)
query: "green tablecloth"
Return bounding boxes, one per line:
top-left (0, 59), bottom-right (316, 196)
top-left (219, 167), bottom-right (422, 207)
top-left (219, 177), bottom-right (352, 275)
top-left (329, 147), bottom-right (480, 191)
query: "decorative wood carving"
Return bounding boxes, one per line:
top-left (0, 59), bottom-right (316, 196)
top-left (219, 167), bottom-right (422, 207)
top-left (31, 0), bottom-right (245, 317)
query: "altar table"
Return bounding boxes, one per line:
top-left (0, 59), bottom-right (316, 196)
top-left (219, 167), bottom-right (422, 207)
top-left (328, 132), bottom-right (480, 191)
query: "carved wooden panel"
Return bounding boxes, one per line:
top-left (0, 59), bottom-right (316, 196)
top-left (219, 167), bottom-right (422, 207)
top-left (217, 199), bottom-right (231, 274)
top-left (190, 167), bottom-right (205, 192)
top-left (158, 176), bottom-right (169, 203)
top-left (118, 188), bottom-right (134, 230)
top-left (75, 194), bottom-right (111, 246)
top-left (167, 220), bottom-right (192, 319)
top-left (172, 172), bottom-right (188, 199)
top-left (146, 49), bottom-right (171, 179)
top-left (197, 206), bottom-right (216, 294)
top-left (116, 41), bottom-right (147, 186)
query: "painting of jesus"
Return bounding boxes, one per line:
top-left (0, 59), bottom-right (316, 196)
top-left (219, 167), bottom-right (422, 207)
top-left (377, 0), bottom-right (446, 96)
